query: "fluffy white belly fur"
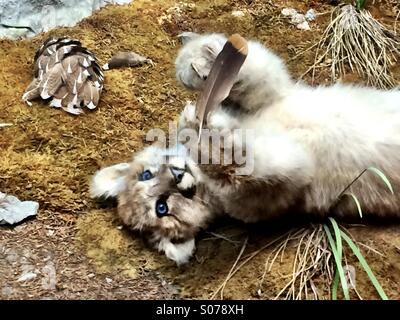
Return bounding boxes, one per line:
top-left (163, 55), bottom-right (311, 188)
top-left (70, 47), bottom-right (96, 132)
top-left (221, 84), bottom-right (400, 216)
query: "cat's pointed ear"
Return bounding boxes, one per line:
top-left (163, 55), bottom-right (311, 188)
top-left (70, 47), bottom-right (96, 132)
top-left (90, 163), bottom-right (130, 199)
top-left (177, 32), bottom-right (200, 45)
top-left (201, 36), bottom-right (227, 58)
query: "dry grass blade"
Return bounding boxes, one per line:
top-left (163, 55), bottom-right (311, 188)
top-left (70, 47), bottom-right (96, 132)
top-left (210, 220), bottom-right (386, 300)
top-left (203, 231), bottom-right (242, 245)
top-left (340, 225), bottom-right (384, 257)
top-left (305, 4), bottom-right (400, 89)
top-left (272, 225), bottom-right (334, 300)
top-left (210, 231), bottom-right (292, 300)
top-left (210, 237), bottom-right (248, 300)
top-left (357, 242), bottom-right (384, 257)
top-left (257, 229), bottom-right (305, 293)
top-left (395, 10), bottom-right (400, 35)
top-left (340, 229), bottom-right (389, 299)
top-left (219, 236), bottom-right (248, 299)
top-left (254, 225), bottom-right (334, 300)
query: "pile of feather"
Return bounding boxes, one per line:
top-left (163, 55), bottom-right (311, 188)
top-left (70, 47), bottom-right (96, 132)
top-left (22, 37), bottom-right (151, 115)
top-left (22, 37), bottom-right (104, 115)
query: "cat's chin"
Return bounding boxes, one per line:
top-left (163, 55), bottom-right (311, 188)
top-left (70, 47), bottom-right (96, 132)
top-left (157, 238), bottom-right (196, 266)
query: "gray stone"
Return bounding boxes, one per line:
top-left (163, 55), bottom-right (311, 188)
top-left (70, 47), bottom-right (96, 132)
top-left (0, 192), bottom-right (39, 225)
top-left (17, 271), bottom-right (37, 282)
top-left (1, 286), bottom-right (14, 296)
top-left (0, 0), bottom-right (132, 39)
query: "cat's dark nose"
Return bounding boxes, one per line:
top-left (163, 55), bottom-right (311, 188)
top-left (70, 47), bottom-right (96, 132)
top-left (170, 167), bottom-right (185, 184)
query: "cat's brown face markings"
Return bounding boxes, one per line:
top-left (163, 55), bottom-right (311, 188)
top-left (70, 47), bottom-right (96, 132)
top-left (117, 154), bottom-right (211, 245)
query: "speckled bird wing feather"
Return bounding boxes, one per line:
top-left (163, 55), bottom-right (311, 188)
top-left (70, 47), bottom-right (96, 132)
top-left (23, 37), bottom-right (104, 115)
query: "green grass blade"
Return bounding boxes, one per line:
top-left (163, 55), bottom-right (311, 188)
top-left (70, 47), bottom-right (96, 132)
top-left (332, 271), bottom-right (340, 300)
top-left (323, 224), bottom-right (350, 300)
top-left (328, 218), bottom-right (343, 300)
top-left (367, 167), bottom-right (394, 194)
top-left (346, 193), bottom-right (363, 218)
top-left (329, 218), bottom-right (343, 260)
top-left (356, 0), bottom-right (366, 10)
top-left (340, 230), bottom-right (389, 300)
top-left (328, 218), bottom-right (347, 299)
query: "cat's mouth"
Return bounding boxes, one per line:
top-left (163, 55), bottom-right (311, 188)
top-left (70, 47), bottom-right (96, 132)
top-left (169, 166), bottom-right (185, 184)
top-left (169, 166), bottom-right (197, 199)
top-left (179, 185), bottom-right (196, 199)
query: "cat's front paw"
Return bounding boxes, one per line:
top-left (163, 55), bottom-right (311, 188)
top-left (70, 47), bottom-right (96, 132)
top-left (178, 101), bottom-right (198, 130)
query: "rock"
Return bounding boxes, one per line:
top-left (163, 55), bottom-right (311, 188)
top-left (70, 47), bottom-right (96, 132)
top-left (291, 13), bottom-right (306, 25)
top-left (281, 8), bottom-right (297, 17)
top-left (17, 271), bottom-right (37, 282)
top-left (231, 10), bottom-right (245, 18)
top-left (46, 229), bottom-right (55, 237)
top-left (281, 7), bottom-right (314, 30)
top-left (5, 250), bottom-right (19, 264)
top-left (1, 286), bottom-right (14, 296)
top-left (0, 192), bottom-right (39, 225)
top-left (344, 265), bottom-right (356, 289)
top-left (0, 0), bottom-right (133, 39)
top-left (41, 263), bottom-right (57, 290)
top-left (105, 277), bottom-right (113, 284)
top-left (297, 21), bottom-right (311, 31)
top-left (305, 9), bottom-right (316, 21)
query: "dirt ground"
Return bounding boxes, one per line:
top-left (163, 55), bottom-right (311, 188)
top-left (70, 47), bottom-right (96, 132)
top-left (1, 0), bottom-right (400, 300)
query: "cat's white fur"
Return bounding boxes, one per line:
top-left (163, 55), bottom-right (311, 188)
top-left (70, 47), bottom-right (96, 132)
top-left (181, 83), bottom-right (400, 215)
top-left (158, 238), bottom-right (195, 266)
top-left (176, 33), bottom-right (400, 214)
top-left (91, 33), bottom-right (400, 265)
top-left (90, 163), bottom-right (130, 198)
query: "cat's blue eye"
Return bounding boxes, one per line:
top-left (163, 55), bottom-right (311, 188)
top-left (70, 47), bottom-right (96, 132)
top-left (138, 170), bottom-right (154, 181)
top-left (156, 199), bottom-right (169, 218)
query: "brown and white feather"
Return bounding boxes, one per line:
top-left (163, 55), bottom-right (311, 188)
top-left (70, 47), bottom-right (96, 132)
top-left (23, 37), bottom-right (104, 115)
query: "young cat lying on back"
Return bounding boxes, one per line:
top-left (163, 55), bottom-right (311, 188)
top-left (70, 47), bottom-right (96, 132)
top-left (90, 33), bottom-right (400, 265)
